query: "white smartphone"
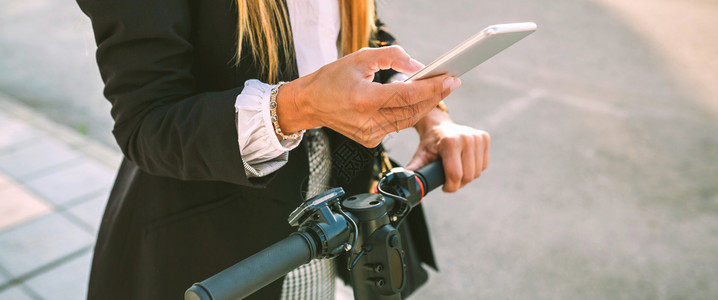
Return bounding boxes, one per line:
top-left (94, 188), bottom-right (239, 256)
top-left (405, 22), bottom-right (537, 82)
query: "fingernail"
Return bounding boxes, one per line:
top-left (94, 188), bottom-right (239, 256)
top-left (443, 77), bottom-right (453, 90)
top-left (452, 78), bottom-right (462, 90)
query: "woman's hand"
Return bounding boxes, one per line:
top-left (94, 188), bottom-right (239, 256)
top-left (406, 108), bottom-right (490, 193)
top-left (276, 45), bottom-right (461, 148)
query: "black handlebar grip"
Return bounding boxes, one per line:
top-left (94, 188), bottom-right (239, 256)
top-left (185, 231), bottom-right (316, 300)
top-left (414, 159), bottom-right (445, 196)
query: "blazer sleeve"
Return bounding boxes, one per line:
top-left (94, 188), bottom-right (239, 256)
top-left (77, 0), bottom-right (261, 186)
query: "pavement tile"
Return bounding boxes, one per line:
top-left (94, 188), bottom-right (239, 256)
top-left (24, 250), bottom-right (92, 300)
top-left (0, 184), bottom-right (53, 232)
top-left (0, 120), bottom-right (39, 152)
top-left (0, 172), bottom-right (10, 190)
top-left (0, 285), bottom-right (34, 300)
top-left (0, 139), bottom-right (81, 180)
top-left (0, 214), bottom-right (93, 277)
top-left (65, 192), bottom-right (109, 235)
top-left (23, 159), bottom-right (115, 206)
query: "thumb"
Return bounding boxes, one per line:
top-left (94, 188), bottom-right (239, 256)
top-left (405, 150), bottom-right (437, 171)
top-left (358, 45), bottom-right (424, 75)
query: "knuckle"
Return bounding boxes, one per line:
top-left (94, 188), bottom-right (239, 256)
top-left (446, 169), bottom-right (462, 183)
top-left (356, 133), bottom-right (383, 148)
top-left (365, 138), bottom-right (382, 148)
top-left (441, 137), bottom-right (459, 148)
top-left (357, 47), bottom-right (371, 54)
top-left (477, 130), bottom-right (489, 140)
top-left (436, 78), bottom-right (448, 96)
top-left (358, 137), bottom-right (371, 148)
top-left (347, 47), bottom-right (367, 60)
top-left (461, 134), bottom-right (472, 144)
top-left (462, 174), bottom-right (473, 185)
top-left (387, 45), bottom-right (404, 55)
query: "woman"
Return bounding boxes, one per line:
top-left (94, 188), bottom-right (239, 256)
top-left (77, 0), bottom-right (489, 299)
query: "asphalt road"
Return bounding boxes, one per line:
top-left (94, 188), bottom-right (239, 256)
top-left (2, 0), bottom-right (717, 299)
top-left (379, 0), bottom-right (718, 299)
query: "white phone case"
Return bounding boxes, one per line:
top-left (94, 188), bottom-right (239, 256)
top-left (405, 22), bottom-right (537, 82)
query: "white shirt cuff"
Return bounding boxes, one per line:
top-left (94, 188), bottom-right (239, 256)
top-left (235, 79), bottom-right (304, 178)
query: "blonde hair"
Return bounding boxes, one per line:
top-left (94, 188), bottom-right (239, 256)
top-left (235, 0), bottom-right (376, 84)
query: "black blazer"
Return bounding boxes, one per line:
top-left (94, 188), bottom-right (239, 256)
top-left (77, 0), bottom-right (435, 299)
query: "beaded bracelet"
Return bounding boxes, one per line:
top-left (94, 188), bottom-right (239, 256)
top-left (270, 82), bottom-right (305, 140)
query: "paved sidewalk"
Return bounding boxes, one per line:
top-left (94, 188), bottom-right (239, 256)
top-left (0, 92), bottom-right (121, 299)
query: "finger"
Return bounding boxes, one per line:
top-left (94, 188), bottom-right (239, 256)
top-left (378, 101), bottom-right (426, 120)
top-left (474, 135), bottom-right (484, 178)
top-left (453, 78), bottom-right (462, 93)
top-left (405, 150), bottom-right (428, 170)
top-left (440, 139), bottom-right (463, 193)
top-left (405, 157), bottom-right (424, 171)
top-left (371, 75), bottom-right (455, 108)
top-left (460, 137), bottom-right (476, 187)
top-left (406, 149), bottom-right (438, 171)
top-left (357, 45), bottom-right (424, 75)
top-left (482, 132), bottom-right (490, 171)
top-left (377, 100), bottom-right (432, 132)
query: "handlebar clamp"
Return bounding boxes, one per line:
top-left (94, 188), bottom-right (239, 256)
top-left (287, 187), bottom-right (352, 258)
